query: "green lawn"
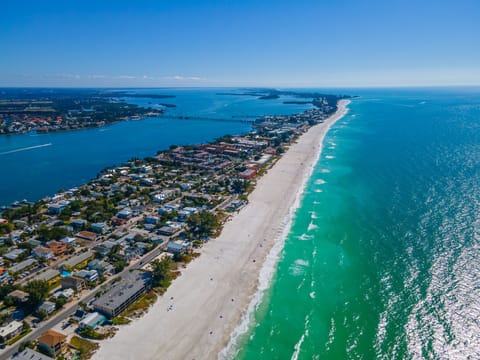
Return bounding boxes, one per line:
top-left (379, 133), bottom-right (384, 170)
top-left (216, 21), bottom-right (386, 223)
top-left (70, 336), bottom-right (99, 360)
top-left (7, 329), bottom-right (32, 346)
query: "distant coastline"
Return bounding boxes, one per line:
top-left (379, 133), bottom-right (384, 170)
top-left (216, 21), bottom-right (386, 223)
top-left (0, 89), bottom-right (172, 135)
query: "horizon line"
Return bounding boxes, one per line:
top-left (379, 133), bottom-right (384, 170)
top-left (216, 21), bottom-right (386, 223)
top-left (1, 84), bottom-right (480, 90)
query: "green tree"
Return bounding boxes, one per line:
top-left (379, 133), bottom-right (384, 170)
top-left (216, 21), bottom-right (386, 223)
top-left (0, 284), bottom-right (17, 301)
top-left (55, 297), bottom-right (67, 310)
top-left (133, 234), bottom-right (144, 242)
top-left (232, 179), bottom-right (249, 194)
top-left (36, 225), bottom-right (67, 241)
top-left (187, 211), bottom-right (221, 237)
top-left (151, 258), bottom-right (173, 288)
top-left (24, 280), bottom-right (49, 310)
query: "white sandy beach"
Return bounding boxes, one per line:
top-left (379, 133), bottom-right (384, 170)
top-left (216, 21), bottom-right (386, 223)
top-left (93, 100), bottom-right (350, 360)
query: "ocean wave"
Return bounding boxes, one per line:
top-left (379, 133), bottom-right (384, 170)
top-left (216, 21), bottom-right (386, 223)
top-left (298, 234), bottom-right (313, 241)
top-left (291, 315), bottom-right (310, 360)
top-left (307, 221), bottom-right (318, 231)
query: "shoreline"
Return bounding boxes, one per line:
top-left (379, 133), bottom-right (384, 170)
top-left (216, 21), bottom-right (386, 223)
top-left (92, 100), bottom-right (351, 360)
top-left (219, 99), bottom-right (350, 359)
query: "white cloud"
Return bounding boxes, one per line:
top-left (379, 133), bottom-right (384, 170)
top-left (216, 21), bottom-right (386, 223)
top-left (116, 75), bottom-right (137, 79)
top-left (164, 75), bottom-right (206, 81)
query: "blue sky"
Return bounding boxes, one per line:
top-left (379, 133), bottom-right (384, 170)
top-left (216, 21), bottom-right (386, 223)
top-left (1, 0), bottom-right (479, 87)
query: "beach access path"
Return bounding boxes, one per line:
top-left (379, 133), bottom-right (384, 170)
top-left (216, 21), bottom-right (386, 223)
top-left (93, 100), bottom-right (350, 360)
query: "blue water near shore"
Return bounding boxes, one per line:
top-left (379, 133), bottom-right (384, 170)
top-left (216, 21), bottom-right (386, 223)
top-left (0, 89), bottom-right (313, 207)
top-left (235, 87), bottom-right (480, 359)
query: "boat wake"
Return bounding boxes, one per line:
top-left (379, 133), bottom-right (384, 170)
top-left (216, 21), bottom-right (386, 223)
top-left (0, 143), bottom-right (52, 155)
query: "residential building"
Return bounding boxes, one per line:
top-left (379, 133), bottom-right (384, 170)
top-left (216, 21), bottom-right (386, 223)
top-left (91, 222), bottom-right (108, 234)
top-left (47, 240), bottom-right (68, 255)
top-left (37, 329), bottom-right (66, 358)
top-left (74, 269), bottom-right (98, 282)
top-left (144, 216), bottom-right (159, 225)
top-left (167, 241), bottom-right (188, 255)
top-left (0, 321), bottom-right (23, 344)
top-left (38, 300), bottom-right (56, 315)
top-left (60, 250), bottom-right (93, 270)
top-left (70, 219), bottom-right (87, 230)
top-left (13, 348), bottom-right (52, 360)
top-left (79, 312), bottom-right (106, 330)
top-left (9, 258), bottom-right (37, 274)
top-left (32, 246), bottom-right (54, 261)
top-left (27, 239), bottom-right (42, 247)
top-left (32, 269), bottom-right (60, 284)
top-left (75, 231), bottom-right (97, 242)
top-left (144, 223), bottom-right (156, 232)
top-left (4, 249), bottom-right (25, 262)
top-left (0, 268), bottom-right (10, 283)
top-left (60, 276), bottom-right (85, 292)
top-left (88, 259), bottom-right (114, 276)
top-left (60, 236), bottom-right (76, 246)
top-left (55, 288), bottom-right (74, 301)
top-left (7, 290), bottom-right (29, 303)
top-left (47, 203), bottom-right (67, 215)
top-left (116, 207), bottom-right (132, 219)
top-left (157, 226), bottom-right (180, 237)
top-left (93, 270), bottom-right (151, 318)
top-left (112, 217), bottom-right (127, 226)
top-left (239, 168), bottom-right (257, 179)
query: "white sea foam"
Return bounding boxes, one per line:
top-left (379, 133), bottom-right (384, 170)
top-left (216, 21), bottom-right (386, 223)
top-left (320, 168), bottom-right (331, 173)
top-left (315, 179), bottom-right (326, 185)
top-left (324, 318), bottom-right (336, 352)
top-left (295, 259), bottom-right (309, 267)
top-left (298, 233), bottom-right (313, 241)
top-left (0, 143), bottom-right (52, 155)
top-left (291, 334), bottom-right (305, 360)
top-left (310, 211), bottom-right (318, 219)
top-left (291, 315), bottom-right (310, 360)
top-left (325, 155), bottom-right (335, 159)
top-left (309, 291), bottom-right (316, 299)
top-left (307, 221), bottom-right (318, 231)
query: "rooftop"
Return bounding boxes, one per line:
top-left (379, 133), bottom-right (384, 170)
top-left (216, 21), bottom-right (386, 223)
top-left (32, 268), bottom-right (60, 282)
top-left (0, 321), bottom-right (22, 338)
top-left (60, 250), bottom-right (93, 268)
top-left (38, 329), bottom-right (66, 347)
top-left (13, 348), bottom-right (52, 360)
top-left (9, 258), bottom-right (37, 273)
top-left (93, 270), bottom-right (151, 312)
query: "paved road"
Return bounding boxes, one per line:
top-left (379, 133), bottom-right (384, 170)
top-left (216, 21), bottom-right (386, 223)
top-left (0, 245), bottom-right (164, 360)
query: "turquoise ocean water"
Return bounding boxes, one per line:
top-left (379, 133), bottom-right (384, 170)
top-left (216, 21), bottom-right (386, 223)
top-left (234, 88), bottom-right (480, 359)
